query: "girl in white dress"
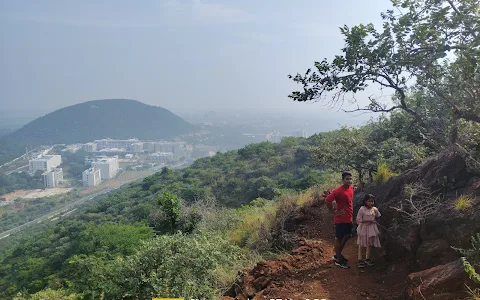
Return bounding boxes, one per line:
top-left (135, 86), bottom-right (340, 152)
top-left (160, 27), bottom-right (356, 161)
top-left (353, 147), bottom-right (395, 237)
top-left (356, 194), bottom-right (381, 268)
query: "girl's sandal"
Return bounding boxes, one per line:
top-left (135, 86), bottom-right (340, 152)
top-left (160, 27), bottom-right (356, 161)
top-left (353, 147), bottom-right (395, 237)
top-left (357, 260), bottom-right (366, 268)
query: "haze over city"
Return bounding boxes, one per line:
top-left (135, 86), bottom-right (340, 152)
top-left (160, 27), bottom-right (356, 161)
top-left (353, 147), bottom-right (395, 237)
top-left (2, 0), bottom-right (393, 125)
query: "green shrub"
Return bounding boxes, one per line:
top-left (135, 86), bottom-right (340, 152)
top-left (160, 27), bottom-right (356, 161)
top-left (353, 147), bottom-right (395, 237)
top-left (456, 233), bottom-right (480, 299)
top-left (157, 192), bottom-right (182, 232)
top-left (69, 233), bottom-right (245, 300)
top-left (374, 162), bottom-right (396, 184)
top-left (13, 289), bottom-right (77, 300)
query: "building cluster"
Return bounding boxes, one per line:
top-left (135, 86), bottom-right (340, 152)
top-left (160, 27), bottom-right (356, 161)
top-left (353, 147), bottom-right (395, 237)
top-left (265, 131), bottom-right (282, 143)
top-left (80, 139), bottom-right (186, 158)
top-left (29, 155), bottom-right (64, 188)
top-left (293, 129), bottom-right (308, 138)
top-left (82, 156), bottom-right (119, 187)
top-left (243, 129), bottom-right (307, 144)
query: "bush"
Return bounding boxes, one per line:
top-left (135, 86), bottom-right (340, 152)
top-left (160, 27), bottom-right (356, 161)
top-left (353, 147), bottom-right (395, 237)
top-left (228, 190), bottom-right (313, 253)
top-left (157, 192), bottom-right (182, 232)
top-left (69, 233), bottom-right (246, 300)
top-left (373, 162), bottom-right (396, 184)
top-left (13, 289), bottom-right (77, 300)
top-left (456, 233), bottom-right (480, 299)
top-left (461, 234), bottom-right (480, 284)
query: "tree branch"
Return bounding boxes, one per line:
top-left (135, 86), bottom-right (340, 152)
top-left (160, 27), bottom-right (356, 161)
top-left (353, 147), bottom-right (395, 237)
top-left (446, 0), bottom-right (478, 39)
top-left (431, 86), bottom-right (480, 123)
top-left (343, 106), bottom-right (402, 113)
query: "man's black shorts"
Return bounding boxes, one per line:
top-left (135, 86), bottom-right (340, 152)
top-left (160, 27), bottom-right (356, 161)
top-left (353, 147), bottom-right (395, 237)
top-left (335, 222), bottom-right (353, 239)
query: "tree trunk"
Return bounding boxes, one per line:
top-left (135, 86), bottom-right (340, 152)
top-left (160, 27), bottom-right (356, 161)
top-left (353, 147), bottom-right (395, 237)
top-left (357, 169), bottom-right (364, 188)
top-left (449, 119), bottom-right (459, 145)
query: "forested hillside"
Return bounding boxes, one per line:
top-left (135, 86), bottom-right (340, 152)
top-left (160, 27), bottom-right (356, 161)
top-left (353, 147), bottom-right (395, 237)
top-left (0, 136), bottom-right (327, 299)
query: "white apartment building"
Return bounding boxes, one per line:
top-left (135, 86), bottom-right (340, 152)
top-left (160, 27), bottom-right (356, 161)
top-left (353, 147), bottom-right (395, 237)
top-left (293, 129), bottom-right (308, 138)
top-left (82, 142), bottom-right (98, 152)
top-left (95, 138), bottom-right (138, 150)
top-left (42, 168), bottom-right (64, 188)
top-left (132, 143), bottom-right (144, 153)
top-left (91, 156), bottom-right (119, 180)
top-left (143, 142), bottom-right (155, 153)
top-left (82, 168), bottom-right (101, 187)
top-left (154, 142), bottom-right (167, 153)
top-left (29, 155), bottom-right (62, 173)
top-left (154, 142), bottom-right (183, 154)
top-left (149, 152), bottom-right (173, 162)
top-left (265, 131), bottom-right (281, 143)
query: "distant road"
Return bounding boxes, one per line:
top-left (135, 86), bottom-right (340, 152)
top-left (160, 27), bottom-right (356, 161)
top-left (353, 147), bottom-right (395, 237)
top-left (0, 187), bottom-right (115, 240)
top-left (0, 148), bottom-right (37, 170)
top-left (5, 164), bottom-right (29, 175)
top-left (0, 160), bottom-right (191, 240)
top-left (1, 145), bottom-right (53, 172)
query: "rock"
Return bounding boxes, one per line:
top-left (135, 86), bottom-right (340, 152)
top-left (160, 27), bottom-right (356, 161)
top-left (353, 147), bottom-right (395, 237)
top-left (235, 294), bottom-right (247, 300)
top-left (245, 284), bottom-right (256, 298)
top-left (291, 245), bottom-right (311, 255)
top-left (252, 275), bottom-right (271, 291)
top-left (406, 258), bottom-right (468, 298)
top-left (416, 239), bottom-right (450, 266)
top-left (251, 262), bottom-right (269, 277)
top-left (384, 223), bottom-right (421, 265)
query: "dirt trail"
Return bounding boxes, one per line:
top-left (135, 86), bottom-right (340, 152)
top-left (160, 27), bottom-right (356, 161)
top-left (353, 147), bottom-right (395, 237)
top-left (226, 203), bottom-right (409, 300)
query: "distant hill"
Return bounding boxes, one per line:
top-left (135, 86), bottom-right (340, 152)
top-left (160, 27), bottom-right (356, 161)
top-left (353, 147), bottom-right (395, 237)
top-left (0, 99), bottom-right (196, 164)
top-left (0, 128), bottom-right (15, 138)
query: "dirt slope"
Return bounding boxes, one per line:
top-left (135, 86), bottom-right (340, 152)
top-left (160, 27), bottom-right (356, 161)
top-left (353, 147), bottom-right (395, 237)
top-left (224, 202), bottom-right (411, 300)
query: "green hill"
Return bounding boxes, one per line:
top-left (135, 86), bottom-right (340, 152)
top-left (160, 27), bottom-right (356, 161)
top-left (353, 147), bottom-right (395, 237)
top-left (0, 99), bottom-right (195, 164)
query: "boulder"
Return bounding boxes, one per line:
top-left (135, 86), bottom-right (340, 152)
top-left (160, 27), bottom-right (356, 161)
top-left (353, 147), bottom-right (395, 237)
top-left (370, 149), bottom-right (473, 207)
top-left (416, 239), bottom-right (451, 267)
top-left (252, 275), bottom-right (271, 291)
top-left (406, 258), bottom-right (469, 299)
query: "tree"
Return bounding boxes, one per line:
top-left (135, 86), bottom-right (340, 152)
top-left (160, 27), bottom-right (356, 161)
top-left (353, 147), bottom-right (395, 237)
top-left (289, 0), bottom-right (480, 140)
top-left (157, 192), bottom-right (182, 232)
top-left (312, 127), bottom-right (378, 185)
top-left (13, 289), bottom-right (77, 300)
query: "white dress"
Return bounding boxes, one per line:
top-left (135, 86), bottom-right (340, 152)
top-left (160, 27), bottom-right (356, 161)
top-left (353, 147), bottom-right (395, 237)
top-left (356, 206), bottom-right (381, 248)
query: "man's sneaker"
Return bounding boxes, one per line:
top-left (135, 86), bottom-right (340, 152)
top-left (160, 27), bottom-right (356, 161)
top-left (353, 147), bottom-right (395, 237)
top-left (333, 254), bottom-right (348, 262)
top-left (334, 259), bottom-right (349, 269)
top-left (365, 258), bottom-right (375, 267)
top-left (357, 260), bottom-right (366, 268)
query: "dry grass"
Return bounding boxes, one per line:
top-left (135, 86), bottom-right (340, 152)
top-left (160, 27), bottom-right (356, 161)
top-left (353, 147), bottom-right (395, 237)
top-left (374, 162), bottom-right (396, 184)
top-left (466, 284), bottom-right (480, 300)
top-left (454, 194), bottom-right (474, 211)
top-left (197, 186), bottom-right (331, 296)
top-left (226, 187), bottom-right (327, 253)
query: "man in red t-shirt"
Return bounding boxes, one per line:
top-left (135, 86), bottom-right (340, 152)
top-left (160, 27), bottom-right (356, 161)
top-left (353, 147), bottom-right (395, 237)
top-left (325, 171), bottom-right (354, 268)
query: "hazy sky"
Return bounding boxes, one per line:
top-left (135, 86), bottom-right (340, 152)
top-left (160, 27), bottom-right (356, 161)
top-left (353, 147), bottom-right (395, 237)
top-left (1, 0), bottom-right (394, 119)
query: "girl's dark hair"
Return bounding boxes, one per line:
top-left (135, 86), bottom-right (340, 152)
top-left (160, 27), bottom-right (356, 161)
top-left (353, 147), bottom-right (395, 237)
top-left (362, 194), bottom-right (375, 206)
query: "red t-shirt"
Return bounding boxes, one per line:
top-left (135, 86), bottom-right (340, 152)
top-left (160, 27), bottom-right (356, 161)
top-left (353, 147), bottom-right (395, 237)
top-left (325, 185), bottom-right (354, 224)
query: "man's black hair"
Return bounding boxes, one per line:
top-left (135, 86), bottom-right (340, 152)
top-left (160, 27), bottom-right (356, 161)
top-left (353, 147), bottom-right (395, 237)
top-left (342, 171), bottom-right (352, 180)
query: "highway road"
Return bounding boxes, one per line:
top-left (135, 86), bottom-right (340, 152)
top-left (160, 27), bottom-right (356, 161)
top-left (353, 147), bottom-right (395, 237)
top-left (0, 187), bottom-right (117, 240)
top-left (0, 160), bottom-right (191, 240)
